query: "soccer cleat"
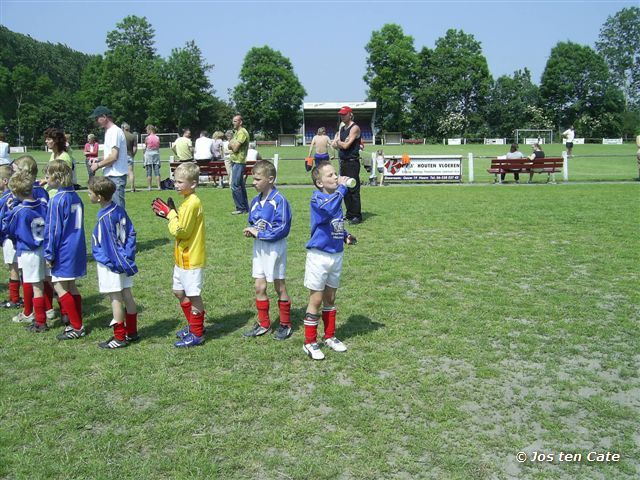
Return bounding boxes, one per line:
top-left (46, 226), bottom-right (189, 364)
top-left (243, 322), bottom-right (271, 337)
top-left (46, 309), bottom-right (58, 321)
top-left (56, 325), bottom-right (86, 340)
top-left (12, 311), bottom-right (34, 324)
top-left (273, 324), bottom-right (292, 341)
top-left (324, 336), bottom-right (347, 352)
top-left (2, 298), bottom-right (23, 309)
top-left (175, 325), bottom-right (206, 339)
top-left (303, 342), bottom-right (325, 361)
top-left (125, 333), bottom-right (140, 343)
top-left (98, 337), bottom-right (128, 349)
top-left (25, 322), bottom-right (49, 333)
top-left (174, 332), bottom-right (204, 348)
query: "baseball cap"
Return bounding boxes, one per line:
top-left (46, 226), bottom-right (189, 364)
top-left (89, 106), bottom-right (113, 118)
top-left (338, 106), bottom-right (352, 115)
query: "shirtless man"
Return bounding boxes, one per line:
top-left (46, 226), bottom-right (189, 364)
top-left (308, 127), bottom-right (334, 166)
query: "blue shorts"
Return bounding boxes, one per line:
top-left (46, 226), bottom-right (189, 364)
top-left (314, 153), bottom-right (330, 165)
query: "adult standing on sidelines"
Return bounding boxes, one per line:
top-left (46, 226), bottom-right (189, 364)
top-left (171, 129), bottom-right (194, 162)
top-left (122, 123), bottom-right (138, 192)
top-left (194, 131), bottom-right (214, 164)
top-left (333, 106), bottom-right (362, 224)
top-left (229, 115), bottom-right (250, 214)
top-left (89, 106), bottom-right (128, 208)
top-left (562, 125), bottom-right (575, 157)
top-left (0, 133), bottom-right (12, 166)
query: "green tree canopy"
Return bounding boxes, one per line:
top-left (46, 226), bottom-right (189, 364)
top-left (486, 68), bottom-right (540, 136)
top-left (232, 46), bottom-right (306, 138)
top-left (540, 41), bottom-right (624, 135)
top-left (596, 6), bottom-right (640, 108)
top-left (364, 24), bottom-right (417, 133)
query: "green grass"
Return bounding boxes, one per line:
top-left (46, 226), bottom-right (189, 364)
top-left (11, 143), bottom-right (639, 187)
top-left (0, 180), bottom-right (639, 478)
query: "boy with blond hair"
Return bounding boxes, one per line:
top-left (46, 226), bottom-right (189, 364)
top-left (0, 164), bottom-right (22, 310)
top-left (88, 177), bottom-right (139, 348)
top-left (302, 162), bottom-right (357, 360)
top-left (5, 171), bottom-right (49, 331)
top-left (152, 162), bottom-right (206, 347)
top-left (242, 160), bottom-right (293, 340)
top-left (44, 160), bottom-right (87, 340)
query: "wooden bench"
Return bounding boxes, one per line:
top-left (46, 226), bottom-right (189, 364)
top-left (401, 138), bottom-right (424, 145)
top-left (170, 160), bottom-right (256, 187)
top-left (256, 140), bottom-right (277, 147)
top-left (487, 157), bottom-right (563, 183)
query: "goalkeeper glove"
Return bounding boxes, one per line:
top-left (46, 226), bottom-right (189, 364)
top-left (152, 197), bottom-right (176, 219)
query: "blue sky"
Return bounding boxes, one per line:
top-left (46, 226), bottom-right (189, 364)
top-left (0, 1), bottom-right (636, 102)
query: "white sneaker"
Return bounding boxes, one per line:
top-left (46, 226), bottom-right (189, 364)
top-left (46, 309), bottom-right (58, 321)
top-left (324, 337), bottom-right (347, 352)
top-left (12, 311), bottom-right (34, 323)
top-left (303, 342), bottom-right (325, 361)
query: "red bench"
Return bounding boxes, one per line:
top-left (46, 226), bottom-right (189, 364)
top-left (487, 157), bottom-right (563, 183)
top-left (401, 138), bottom-right (424, 145)
top-left (170, 160), bottom-right (256, 187)
top-left (256, 140), bottom-right (277, 146)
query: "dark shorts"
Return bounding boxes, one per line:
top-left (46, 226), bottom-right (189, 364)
top-left (314, 153), bottom-right (330, 163)
top-left (566, 142), bottom-right (573, 149)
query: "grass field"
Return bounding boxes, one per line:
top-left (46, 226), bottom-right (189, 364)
top-left (0, 171), bottom-right (638, 478)
top-left (10, 143), bottom-right (640, 187)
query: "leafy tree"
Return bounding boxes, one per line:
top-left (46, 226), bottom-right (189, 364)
top-left (540, 41), bottom-right (624, 135)
top-left (486, 69), bottom-right (540, 136)
top-left (412, 29), bottom-right (491, 137)
top-left (232, 46), bottom-right (305, 138)
top-left (11, 65), bottom-right (35, 144)
top-left (364, 24), bottom-right (417, 133)
top-left (596, 6), bottom-right (640, 108)
top-left (106, 15), bottom-right (156, 57)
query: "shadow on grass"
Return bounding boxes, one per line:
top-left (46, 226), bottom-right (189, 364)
top-left (137, 317), bottom-right (183, 340)
top-left (76, 294), bottom-right (110, 332)
top-left (208, 310), bottom-right (253, 339)
top-left (336, 314), bottom-right (384, 340)
top-left (137, 237), bottom-right (171, 253)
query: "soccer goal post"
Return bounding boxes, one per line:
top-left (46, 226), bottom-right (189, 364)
top-left (514, 129), bottom-right (553, 145)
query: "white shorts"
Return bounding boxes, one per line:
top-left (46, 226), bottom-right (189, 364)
top-left (97, 262), bottom-right (133, 294)
top-left (252, 238), bottom-right (287, 282)
top-left (18, 249), bottom-right (45, 283)
top-left (172, 266), bottom-right (203, 297)
top-left (3, 238), bottom-right (16, 265)
top-left (51, 274), bottom-right (82, 283)
top-left (304, 248), bottom-right (343, 291)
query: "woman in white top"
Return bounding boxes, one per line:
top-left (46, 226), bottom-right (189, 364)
top-left (0, 132), bottom-right (11, 166)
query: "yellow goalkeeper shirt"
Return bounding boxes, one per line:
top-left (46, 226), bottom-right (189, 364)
top-left (167, 193), bottom-right (206, 269)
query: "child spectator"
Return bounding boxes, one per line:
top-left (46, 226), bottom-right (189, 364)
top-left (88, 177), bottom-right (139, 349)
top-left (44, 160), bottom-right (87, 340)
top-left (84, 134), bottom-right (99, 182)
top-left (0, 164), bottom-right (22, 310)
top-left (375, 149), bottom-right (385, 186)
top-left (242, 160), bottom-right (292, 340)
top-left (302, 161), bottom-right (357, 360)
top-left (152, 162), bottom-right (206, 348)
top-left (6, 171), bottom-right (49, 331)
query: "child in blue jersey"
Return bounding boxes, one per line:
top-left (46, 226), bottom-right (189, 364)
top-left (5, 171), bottom-right (49, 331)
top-left (0, 164), bottom-right (23, 310)
top-left (44, 160), bottom-right (87, 340)
top-left (302, 162), bottom-right (357, 360)
top-left (242, 160), bottom-right (293, 340)
top-left (88, 177), bottom-right (139, 349)
top-left (12, 155), bottom-right (57, 322)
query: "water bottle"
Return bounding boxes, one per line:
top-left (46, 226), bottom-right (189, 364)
top-left (345, 177), bottom-right (357, 188)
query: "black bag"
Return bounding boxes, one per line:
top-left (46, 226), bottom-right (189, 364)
top-left (160, 178), bottom-right (175, 190)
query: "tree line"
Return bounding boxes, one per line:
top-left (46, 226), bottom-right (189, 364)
top-left (0, 8), bottom-right (638, 146)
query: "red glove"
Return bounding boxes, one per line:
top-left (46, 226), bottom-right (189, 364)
top-left (152, 197), bottom-right (176, 219)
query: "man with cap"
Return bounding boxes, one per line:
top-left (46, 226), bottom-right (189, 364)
top-left (332, 106), bottom-right (362, 224)
top-left (89, 106), bottom-right (128, 208)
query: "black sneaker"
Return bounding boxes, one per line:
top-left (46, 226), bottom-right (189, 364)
top-left (125, 333), bottom-right (140, 342)
top-left (2, 298), bottom-right (23, 308)
top-left (98, 337), bottom-right (127, 349)
top-left (57, 325), bottom-right (86, 340)
top-left (26, 322), bottom-right (49, 333)
top-left (242, 322), bottom-right (271, 337)
top-left (273, 324), bottom-right (292, 340)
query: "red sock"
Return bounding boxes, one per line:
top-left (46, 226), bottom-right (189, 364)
top-left (125, 312), bottom-right (138, 336)
top-left (22, 283), bottom-right (34, 316)
top-left (113, 321), bottom-right (126, 341)
top-left (322, 307), bottom-right (337, 339)
top-left (72, 294), bottom-right (82, 318)
top-left (60, 292), bottom-right (82, 330)
top-left (43, 282), bottom-right (53, 311)
top-left (33, 296), bottom-right (46, 326)
top-left (180, 300), bottom-right (192, 322)
top-left (304, 312), bottom-right (320, 344)
top-left (9, 279), bottom-right (20, 303)
top-left (256, 299), bottom-right (270, 328)
top-left (278, 299), bottom-right (291, 327)
top-left (189, 309), bottom-right (205, 337)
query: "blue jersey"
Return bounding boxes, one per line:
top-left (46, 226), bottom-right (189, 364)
top-left (0, 189), bottom-right (15, 243)
top-left (44, 186), bottom-right (87, 278)
top-left (32, 182), bottom-right (49, 207)
top-left (91, 202), bottom-right (138, 276)
top-left (306, 185), bottom-right (349, 254)
top-left (6, 198), bottom-right (47, 256)
top-left (248, 187), bottom-right (292, 242)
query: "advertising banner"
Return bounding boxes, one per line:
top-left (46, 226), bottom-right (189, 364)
top-left (383, 155), bottom-right (462, 182)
